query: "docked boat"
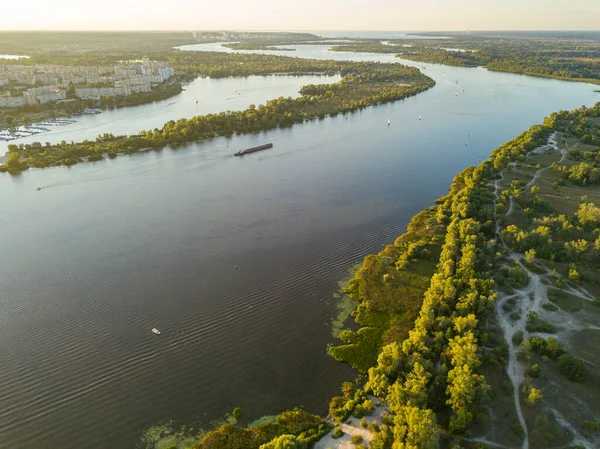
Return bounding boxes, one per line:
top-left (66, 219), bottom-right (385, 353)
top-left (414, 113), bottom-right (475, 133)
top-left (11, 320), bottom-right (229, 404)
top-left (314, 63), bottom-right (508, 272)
top-left (152, 328), bottom-right (161, 335)
top-left (83, 108), bottom-right (102, 115)
top-left (234, 143), bottom-right (273, 157)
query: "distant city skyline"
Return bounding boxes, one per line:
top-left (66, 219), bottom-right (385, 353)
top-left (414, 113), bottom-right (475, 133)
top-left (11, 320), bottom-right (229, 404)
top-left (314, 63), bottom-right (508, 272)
top-left (1, 0), bottom-right (599, 31)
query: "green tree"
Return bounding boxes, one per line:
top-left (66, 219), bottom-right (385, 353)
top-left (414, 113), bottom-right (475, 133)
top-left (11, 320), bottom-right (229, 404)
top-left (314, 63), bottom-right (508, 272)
top-left (526, 387), bottom-right (543, 405)
top-left (259, 435), bottom-right (302, 449)
top-left (525, 249), bottom-right (536, 263)
top-left (232, 407), bottom-right (243, 420)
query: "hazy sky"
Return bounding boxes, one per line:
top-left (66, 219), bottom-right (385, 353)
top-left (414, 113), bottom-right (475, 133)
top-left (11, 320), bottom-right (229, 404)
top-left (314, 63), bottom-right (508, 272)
top-left (1, 0), bottom-right (599, 31)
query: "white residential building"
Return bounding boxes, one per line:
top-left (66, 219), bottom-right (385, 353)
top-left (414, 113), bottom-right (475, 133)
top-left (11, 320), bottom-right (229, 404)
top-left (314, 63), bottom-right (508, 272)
top-left (0, 96), bottom-right (26, 107)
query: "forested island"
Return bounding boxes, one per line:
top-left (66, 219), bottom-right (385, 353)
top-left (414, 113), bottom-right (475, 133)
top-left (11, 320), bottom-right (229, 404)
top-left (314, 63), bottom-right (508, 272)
top-left (330, 32), bottom-right (600, 85)
top-left (0, 54), bottom-right (434, 172)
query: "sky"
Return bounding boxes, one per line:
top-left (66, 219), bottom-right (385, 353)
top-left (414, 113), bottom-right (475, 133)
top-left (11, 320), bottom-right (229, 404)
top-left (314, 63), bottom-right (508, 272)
top-left (1, 0), bottom-right (599, 31)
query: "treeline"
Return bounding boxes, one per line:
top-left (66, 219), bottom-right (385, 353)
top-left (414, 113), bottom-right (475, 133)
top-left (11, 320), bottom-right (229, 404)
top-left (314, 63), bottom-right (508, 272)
top-left (326, 104), bottom-right (587, 445)
top-left (222, 42), bottom-right (296, 51)
top-left (326, 153), bottom-right (515, 449)
top-left (328, 208), bottom-right (444, 372)
top-left (330, 36), bottom-right (600, 84)
top-left (329, 160), bottom-right (500, 447)
top-left (192, 409), bottom-right (329, 449)
top-left (1, 60), bottom-right (434, 172)
top-left (0, 31), bottom-right (201, 53)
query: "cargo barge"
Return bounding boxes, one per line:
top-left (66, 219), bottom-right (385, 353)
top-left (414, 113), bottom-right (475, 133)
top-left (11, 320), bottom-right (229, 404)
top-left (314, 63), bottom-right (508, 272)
top-left (234, 143), bottom-right (273, 157)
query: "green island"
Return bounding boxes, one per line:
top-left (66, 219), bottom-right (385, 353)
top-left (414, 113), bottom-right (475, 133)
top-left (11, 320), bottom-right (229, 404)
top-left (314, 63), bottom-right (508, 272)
top-left (0, 54), bottom-right (434, 172)
top-left (222, 42), bottom-right (298, 51)
top-left (137, 97), bottom-right (600, 448)
top-left (329, 31), bottom-right (600, 85)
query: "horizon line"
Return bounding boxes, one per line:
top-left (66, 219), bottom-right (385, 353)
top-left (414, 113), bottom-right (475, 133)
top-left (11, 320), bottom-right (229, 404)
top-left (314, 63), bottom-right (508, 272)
top-left (1, 28), bottom-right (600, 33)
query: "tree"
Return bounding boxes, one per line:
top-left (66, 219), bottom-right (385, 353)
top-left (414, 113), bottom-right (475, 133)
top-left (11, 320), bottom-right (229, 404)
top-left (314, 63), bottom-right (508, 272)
top-left (232, 407), bottom-right (243, 420)
top-left (557, 354), bottom-right (588, 382)
top-left (6, 151), bottom-right (22, 168)
top-left (259, 435), bottom-right (302, 449)
top-left (525, 249), bottom-right (536, 263)
top-left (392, 406), bottom-right (438, 449)
top-left (568, 264), bottom-right (580, 283)
top-left (577, 202), bottom-right (600, 228)
top-left (526, 387), bottom-right (543, 405)
top-left (530, 185), bottom-right (542, 205)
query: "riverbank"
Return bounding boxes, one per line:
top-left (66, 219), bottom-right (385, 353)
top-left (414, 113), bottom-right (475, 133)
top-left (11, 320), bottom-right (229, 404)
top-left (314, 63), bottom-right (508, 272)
top-left (327, 34), bottom-right (600, 86)
top-left (177, 101), bottom-right (600, 449)
top-left (321, 103), bottom-right (600, 448)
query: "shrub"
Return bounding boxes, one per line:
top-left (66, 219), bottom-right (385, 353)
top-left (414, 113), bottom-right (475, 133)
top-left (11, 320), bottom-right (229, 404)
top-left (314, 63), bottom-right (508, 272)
top-left (526, 387), bottom-right (543, 405)
top-left (512, 331), bottom-right (524, 346)
top-left (583, 420), bottom-right (600, 432)
top-left (360, 417), bottom-right (367, 428)
top-left (233, 407), bottom-right (243, 420)
top-left (557, 354), bottom-right (588, 382)
top-left (527, 364), bottom-right (540, 378)
top-left (350, 434), bottom-right (363, 445)
top-left (542, 302), bottom-right (558, 311)
top-left (367, 421), bottom-right (379, 432)
top-left (332, 426), bottom-right (344, 439)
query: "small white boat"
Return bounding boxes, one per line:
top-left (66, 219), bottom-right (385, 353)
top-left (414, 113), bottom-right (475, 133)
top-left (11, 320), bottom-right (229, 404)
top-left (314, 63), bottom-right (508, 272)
top-left (152, 328), bottom-right (161, 335)
top-left (387, 119), bottom-right (390, 126)
top-left (419, 115), bottom-right (422, 120)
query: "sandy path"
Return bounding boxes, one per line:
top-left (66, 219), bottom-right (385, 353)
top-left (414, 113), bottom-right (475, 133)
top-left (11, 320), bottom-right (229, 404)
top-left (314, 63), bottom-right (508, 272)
top-left (314, 398), bottom-right (387, 449)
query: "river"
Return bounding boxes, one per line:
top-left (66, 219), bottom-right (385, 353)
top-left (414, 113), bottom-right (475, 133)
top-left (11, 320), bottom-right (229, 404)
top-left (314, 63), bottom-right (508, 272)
top-left (1, 40), bottom-right (599, 449)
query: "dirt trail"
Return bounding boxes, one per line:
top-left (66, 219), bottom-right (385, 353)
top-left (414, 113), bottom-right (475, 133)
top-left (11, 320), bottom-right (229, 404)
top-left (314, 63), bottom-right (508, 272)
top-left (492, 132), bottom-right (598, 449)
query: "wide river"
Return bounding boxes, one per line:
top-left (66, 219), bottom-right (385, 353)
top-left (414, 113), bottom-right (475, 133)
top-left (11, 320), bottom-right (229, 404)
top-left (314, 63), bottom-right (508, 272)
top-left (1, 41), bottom-right (599, 449)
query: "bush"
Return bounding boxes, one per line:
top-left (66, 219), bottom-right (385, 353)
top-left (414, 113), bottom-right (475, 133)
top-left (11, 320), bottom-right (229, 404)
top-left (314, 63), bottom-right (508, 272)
top-left (367, 421), bottom-right (379, 432)
top-left (557, 354), bottom-right (588, 382)
top-left (542, 303), bottom-right (558, 311)
top-left (583, 420), bottom-right (600, 432)
top-left (233, 407), bottom-right (243, 420)
top-left (527, 336), bottom-right (563, 359)
top-left (527, 364), bottom-right (540, 378)
top-left (360, 417), bottom-right (367, 428)
top-left (332, 426), bottom-right (344, 439)
top-left (350, 434), bottom-right (363, 444)
top-left (526, 387), bottom-right (543, 405)
top-left (512, 331), bottom-right (524, 345)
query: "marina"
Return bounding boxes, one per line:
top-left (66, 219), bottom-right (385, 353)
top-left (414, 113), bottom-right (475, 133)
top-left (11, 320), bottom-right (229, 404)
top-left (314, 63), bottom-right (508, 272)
top-left (0, 119), bottom-right (77, 142)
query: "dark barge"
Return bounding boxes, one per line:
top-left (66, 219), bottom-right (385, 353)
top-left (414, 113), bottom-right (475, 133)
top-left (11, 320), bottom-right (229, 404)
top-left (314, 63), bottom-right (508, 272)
top-left (234, 143), bottom-right (273, 157)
